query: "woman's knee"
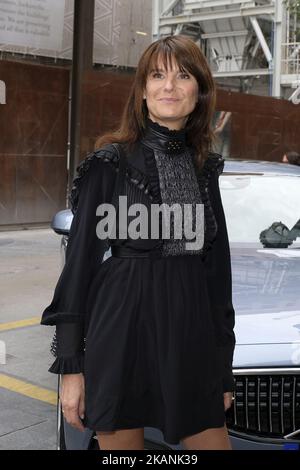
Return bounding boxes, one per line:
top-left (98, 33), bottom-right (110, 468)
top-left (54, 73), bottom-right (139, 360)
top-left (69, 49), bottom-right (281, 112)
top-left (180, 424), bottom-right (232, 450)
top-left (96, 427), bottom-right (144, 450)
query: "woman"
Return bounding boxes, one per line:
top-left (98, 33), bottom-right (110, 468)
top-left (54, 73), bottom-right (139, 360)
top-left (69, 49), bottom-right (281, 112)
top-left (282, 151), bottom-right (300, 166)
top-left (41, 35), bottom-right (236, 450)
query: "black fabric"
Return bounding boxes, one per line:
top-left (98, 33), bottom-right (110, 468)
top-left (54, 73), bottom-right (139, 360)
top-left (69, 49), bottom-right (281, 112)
top-left (41, 151), bottom-right (118, 374)
top-left (41, 154), bottom-right (118, 326)
top-left (40, 119), bottom-right (236, 445)
top-left (202, 167), bottom-right (236, 392)
top-left (56, 322), bottom-right (84, 356)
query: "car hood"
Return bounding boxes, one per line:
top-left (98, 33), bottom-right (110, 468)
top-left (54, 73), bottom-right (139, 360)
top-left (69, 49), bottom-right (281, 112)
top-left (235, 310), bottom-right (300, 345)
top-left (233, 342), bottom-right (300, 368)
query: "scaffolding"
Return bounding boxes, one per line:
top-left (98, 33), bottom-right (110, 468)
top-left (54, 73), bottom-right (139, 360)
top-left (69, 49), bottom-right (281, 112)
top-left (154, 0), bottom-right (300, 98)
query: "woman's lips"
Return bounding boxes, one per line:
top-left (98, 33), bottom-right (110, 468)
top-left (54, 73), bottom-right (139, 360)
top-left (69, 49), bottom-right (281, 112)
top-left (159, 98), bottom-right (179, 102)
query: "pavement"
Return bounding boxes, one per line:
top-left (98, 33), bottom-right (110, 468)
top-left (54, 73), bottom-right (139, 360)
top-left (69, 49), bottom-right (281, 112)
top-left (0, 227), bottom-right (63, 450)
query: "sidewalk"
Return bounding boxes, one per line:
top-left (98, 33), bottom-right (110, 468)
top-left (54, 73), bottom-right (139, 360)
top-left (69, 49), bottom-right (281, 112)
top-left (0, 228), bottom-right (62, 450)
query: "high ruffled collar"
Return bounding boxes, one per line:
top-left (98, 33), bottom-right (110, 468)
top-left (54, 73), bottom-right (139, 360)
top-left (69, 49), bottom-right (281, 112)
top-left (141, 117), bottom-right (188, 155)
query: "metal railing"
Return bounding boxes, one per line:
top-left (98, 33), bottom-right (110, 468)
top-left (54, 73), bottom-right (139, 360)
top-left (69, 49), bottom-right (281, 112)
top-left (281, 42), bottom-right (300, 76)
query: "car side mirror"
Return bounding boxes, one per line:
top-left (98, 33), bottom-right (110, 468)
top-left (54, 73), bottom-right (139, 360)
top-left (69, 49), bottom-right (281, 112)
top-left (51, 209), bottom-right (73, 236)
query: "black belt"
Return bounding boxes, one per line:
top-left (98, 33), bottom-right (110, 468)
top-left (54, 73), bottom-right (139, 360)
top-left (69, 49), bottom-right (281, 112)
top-left (111, 245), bottom-right (161, 259)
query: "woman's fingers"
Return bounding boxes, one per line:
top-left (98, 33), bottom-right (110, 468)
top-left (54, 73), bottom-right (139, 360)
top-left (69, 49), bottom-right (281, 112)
top-left (63, 403), bottom-right (85, 432)
top-left (79, 393), bottom-right (85, 420)
top-left (223, 392), bottom-right (233, 411)
top-left (60, 373), bottom-right (85, 432)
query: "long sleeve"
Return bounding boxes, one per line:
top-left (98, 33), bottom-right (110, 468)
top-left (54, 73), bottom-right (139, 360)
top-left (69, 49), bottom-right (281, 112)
top-left (202, 158), bottom-right (236, 393)
top-left (40, 148), bottom-right (118, 374)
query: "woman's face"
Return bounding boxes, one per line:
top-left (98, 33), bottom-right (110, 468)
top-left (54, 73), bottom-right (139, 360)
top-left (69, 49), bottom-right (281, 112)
top-left (143, 57), bottom-right (199, 130)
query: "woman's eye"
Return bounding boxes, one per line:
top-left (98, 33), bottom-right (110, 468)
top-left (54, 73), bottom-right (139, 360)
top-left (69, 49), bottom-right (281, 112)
top-left (179, 73), bottom-right (190, 79)
top-left (150, 72), bottom-right (190, 79)
top-left (152, 72), bottom-right (163, 78)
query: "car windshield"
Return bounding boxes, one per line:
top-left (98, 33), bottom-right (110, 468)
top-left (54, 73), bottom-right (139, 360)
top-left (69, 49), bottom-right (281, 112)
top-left (221, 173), bottom-right (300, 319)
top-left (220, 174), bottom-right (300, 246)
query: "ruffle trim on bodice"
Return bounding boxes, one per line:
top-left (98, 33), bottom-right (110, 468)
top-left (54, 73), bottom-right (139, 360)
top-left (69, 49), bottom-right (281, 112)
top-left (69, 144), bottom-right (155, 215)
top-left (202, 151), bottom-right (225, 177)
top-left (68, 143), bottom-right (224, 255)
top-left (143, 146), bottom-right (163, 205)
top-left (196, 152), bottom-right (225, 252)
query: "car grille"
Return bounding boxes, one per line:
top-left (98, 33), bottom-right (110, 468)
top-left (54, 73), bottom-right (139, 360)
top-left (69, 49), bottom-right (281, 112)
top-left (226, 372), bottom-right (300, 440)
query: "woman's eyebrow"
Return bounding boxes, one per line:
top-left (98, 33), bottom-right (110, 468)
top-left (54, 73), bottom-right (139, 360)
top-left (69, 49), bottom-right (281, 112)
top-left (149, 68), bottom-right (165, 73)
top-left (149, 68), bottom-right (182, 73)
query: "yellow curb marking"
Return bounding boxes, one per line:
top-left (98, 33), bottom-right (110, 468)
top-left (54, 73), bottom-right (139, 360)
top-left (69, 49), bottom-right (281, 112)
top-left (0, 317), bottom-right (41, 332)
top-left (0, 374), bottom-right (57, 406)
top-left (0, 318), bottom-right (55, 405)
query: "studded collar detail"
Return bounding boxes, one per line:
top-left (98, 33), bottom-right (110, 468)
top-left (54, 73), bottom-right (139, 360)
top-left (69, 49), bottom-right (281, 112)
top-left (141, 117), bottom-right (188, 155)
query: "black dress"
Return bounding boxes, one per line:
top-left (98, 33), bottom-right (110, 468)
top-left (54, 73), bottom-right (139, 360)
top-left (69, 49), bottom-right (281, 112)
top-left (40, 117), bottom-right (236, 446)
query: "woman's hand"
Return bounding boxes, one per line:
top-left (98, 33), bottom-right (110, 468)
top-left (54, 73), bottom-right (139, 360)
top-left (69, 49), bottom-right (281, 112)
top-left (60, 373), bottom-right (85, 432)
top-left (223, 392), bottom-right (234, 411)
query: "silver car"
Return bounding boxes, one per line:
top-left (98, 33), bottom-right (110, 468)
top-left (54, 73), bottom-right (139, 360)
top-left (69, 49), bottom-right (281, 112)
top-left (51, 159), bottom-right (300, 450)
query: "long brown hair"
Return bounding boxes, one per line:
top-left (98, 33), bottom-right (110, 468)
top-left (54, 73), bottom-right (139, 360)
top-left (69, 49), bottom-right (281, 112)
top-left (95, 35), bottom-right (217, 168)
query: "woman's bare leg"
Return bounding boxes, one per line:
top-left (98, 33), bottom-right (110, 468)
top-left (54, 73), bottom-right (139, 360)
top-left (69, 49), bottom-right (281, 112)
top-left (180, 424), bottom-right (232, 450)
top-left (96, 427), bottom-right (144, 450)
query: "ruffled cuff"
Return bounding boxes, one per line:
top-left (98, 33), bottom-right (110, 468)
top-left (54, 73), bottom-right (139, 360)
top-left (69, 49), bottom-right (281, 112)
top-left (48, 353), bottom-right (84, 375)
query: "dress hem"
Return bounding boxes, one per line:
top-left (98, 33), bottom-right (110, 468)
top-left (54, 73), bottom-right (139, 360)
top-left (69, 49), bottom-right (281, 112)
top-left (83, 419), bottom-right (227, 447)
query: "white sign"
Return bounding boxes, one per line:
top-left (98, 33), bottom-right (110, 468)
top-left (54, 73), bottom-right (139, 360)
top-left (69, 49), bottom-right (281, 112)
top-left (0, 0), bottom-right (65, 51)
top-left (0, 340), bottom-right (6, 364)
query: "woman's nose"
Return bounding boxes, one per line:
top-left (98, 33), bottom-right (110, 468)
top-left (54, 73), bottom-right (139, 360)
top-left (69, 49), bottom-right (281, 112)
top-left (163, 77), bottom-right (175, 91)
